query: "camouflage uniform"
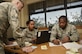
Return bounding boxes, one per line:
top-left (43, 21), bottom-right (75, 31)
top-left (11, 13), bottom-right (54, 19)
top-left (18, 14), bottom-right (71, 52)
top-left (0, 2), bottom-right (19, 54)
top-left (16, 27), bottom-right (38, 42)
top-left (50, 23), bottom-right (79, 42)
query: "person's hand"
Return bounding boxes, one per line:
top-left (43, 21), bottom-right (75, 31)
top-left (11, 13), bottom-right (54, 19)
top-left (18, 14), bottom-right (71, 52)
top-left (78, 48), bottom-right (82, 54)
top-left (32, 37), bottom-right (37, 42)
top-left (52, 39), bottom-right (60, 45)
top-left (5, 41), bottom-right (13, 45)
top-left (61, 36), bottom-right (70, 43)
top-left (32, 37), bottom-right (36, 41)
top-left (8, 41), bottom-right (13, 45)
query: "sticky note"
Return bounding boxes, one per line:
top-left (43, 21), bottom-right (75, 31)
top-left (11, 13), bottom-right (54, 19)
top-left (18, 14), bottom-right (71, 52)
top-left (41, 45), bottom-right (48, 50)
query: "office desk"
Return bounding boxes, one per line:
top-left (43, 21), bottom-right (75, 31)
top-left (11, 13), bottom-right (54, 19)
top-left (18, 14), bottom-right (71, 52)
top-left (29, 43), bottom-right (67, 54)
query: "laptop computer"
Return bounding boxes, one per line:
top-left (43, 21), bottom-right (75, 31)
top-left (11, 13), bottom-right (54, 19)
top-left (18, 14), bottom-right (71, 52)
top-left (35, 31), bottom-right (50, 44)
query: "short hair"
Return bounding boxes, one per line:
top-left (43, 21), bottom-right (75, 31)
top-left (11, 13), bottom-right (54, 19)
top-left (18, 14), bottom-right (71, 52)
top-left (59, 15), bottom-right (68, 22)
top-left (12, 0), bottom-right (24, 7)
top-left (19, 0), bottom-right (24, 7)
top-left (19, 0), bottom-right (24, 4)
top-left (26, 20), bottom-right (34, 25)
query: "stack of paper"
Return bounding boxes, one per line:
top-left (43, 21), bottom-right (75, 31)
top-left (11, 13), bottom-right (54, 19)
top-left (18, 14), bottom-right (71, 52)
top-left (62, 42), bottom-right (82, 49)
top-left (66, 51), bottom-right (79, 54)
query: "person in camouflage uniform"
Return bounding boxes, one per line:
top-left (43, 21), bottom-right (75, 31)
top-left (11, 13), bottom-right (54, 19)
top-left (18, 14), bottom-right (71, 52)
top-left (22, 20), bottom-right (38, 43)
top-left (50, 15), bottom-right (79, 45)
top-left (0, 0), bottom-right (24, 54)
top-left (16, 20), bottom-right (38, 44)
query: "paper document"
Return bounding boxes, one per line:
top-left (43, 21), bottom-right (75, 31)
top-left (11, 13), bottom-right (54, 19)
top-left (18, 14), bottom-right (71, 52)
top-left (62, 42), bottom-right (82, 49)
top-left (31, 46), bottom-right (37, 49)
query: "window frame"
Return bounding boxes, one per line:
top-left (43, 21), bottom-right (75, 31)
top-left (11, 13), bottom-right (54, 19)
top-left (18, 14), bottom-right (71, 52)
top-left (29, 0), bottom-right (82, 28)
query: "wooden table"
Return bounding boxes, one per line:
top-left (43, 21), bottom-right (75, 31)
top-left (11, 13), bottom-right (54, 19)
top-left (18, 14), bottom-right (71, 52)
top-left (4, 42), bottom-right (67, 54)
top-left (29, 43), bottom-right (67, 54)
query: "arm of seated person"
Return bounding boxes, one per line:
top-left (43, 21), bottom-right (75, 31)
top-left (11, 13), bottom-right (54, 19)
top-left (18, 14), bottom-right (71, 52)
top-left (61, 36), bottom-right (70, 43)
top-left (4, 46), bottom-right (26, 54)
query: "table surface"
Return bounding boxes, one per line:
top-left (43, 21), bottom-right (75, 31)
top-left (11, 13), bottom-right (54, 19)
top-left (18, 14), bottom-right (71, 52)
top-left (5, 42), bottom-right (67, 54)
top-left (29, 43), bottom-right (67, 54)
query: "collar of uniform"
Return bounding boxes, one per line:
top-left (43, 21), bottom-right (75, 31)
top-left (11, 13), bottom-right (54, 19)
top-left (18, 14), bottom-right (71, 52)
top-left (26, 27), bottom-right (35, 31)
top-left (59, 23), bottom-right (69, 30)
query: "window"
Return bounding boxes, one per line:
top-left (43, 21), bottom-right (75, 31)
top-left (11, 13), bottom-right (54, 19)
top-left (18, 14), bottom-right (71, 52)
top-left (30, 13), bottom-right (45, 27)
top-left (29, 0), bottom-right (82, 28)
top-left (46, 10), bottom-right (66, 27)
top-left (67, 7), bottom-right (82, 25)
